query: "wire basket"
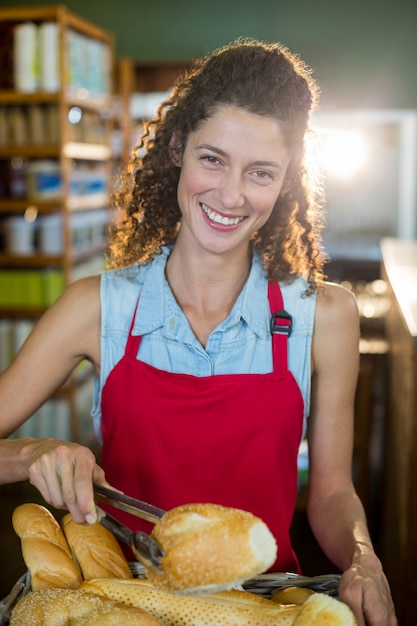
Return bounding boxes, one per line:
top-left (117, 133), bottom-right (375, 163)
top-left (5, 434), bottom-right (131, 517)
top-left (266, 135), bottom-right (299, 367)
top-left (0, 572), bottom-right (31, 626)
top-left (0, 566), bottom-right (341, 625)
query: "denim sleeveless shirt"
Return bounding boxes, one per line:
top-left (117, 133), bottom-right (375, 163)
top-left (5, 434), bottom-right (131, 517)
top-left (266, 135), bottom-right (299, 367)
top-left (91, 246), bottom-right (315, 440)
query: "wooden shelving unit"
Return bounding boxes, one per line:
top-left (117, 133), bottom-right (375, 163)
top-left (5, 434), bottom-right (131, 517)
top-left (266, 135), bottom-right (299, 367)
top-left (115, 57), bottom-right (190, 168)
top-left (0, 5), bottom-right (114, 442)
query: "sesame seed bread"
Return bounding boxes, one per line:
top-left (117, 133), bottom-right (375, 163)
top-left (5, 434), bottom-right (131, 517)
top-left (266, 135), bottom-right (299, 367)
top-left (148, 502), bottom-right (277, 593)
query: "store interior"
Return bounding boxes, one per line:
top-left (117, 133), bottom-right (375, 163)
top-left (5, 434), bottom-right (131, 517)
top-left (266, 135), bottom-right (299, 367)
top-left (0, 2), bottom-right (417, 624)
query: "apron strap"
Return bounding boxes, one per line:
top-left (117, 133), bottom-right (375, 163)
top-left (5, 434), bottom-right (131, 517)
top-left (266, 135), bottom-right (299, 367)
top-left (125, 300), bottom-right (142, 357)
top-left (268, 282), bottom-right (291, 371)
top-left (125, 283), bottom-right (291, 371)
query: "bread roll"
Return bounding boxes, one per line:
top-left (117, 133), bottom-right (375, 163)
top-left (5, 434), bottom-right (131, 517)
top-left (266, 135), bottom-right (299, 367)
top-left (10, 587), bottom-right (162, 626)
top-left (10, 588), bottom-right (107, 626)
top-left (12, 503), bottom-right (82, 591)
top-left (271, 586), bottom-right (315, 605)
top-left (61, 513), bottom-right (133, 580)
top-left (80, 578), bottom-right (301, 625)
top-left (149, 502), bottom-right (277, 593)
top-left (293, 592), bottom-right (357, 625)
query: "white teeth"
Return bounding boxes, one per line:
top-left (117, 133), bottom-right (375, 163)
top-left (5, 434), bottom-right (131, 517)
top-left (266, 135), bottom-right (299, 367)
top-left (201, 204), bottom-right (244, 226)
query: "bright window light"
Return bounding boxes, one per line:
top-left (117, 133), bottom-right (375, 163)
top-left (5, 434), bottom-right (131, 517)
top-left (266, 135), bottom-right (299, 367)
top-left (318, 129), bottom-right (368, 181)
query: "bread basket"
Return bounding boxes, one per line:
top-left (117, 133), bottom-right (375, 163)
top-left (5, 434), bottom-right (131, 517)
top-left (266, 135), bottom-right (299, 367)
top-left (0, 564), bottom-right (340, 625)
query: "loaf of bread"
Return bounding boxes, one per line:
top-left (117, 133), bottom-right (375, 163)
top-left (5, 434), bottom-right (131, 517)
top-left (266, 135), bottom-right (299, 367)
top-left (80, 578), bottom-right (301, 625)
top-left (9, 587), bottom-right (162, 626)
top-left (12, 503), bottom-right (82, 591)
top-left (148, 502), bottom-right (277, 593)
top-left (61, 513), bottom-right (133, 580)
top-left (82, 578), bottom-right (357, 626)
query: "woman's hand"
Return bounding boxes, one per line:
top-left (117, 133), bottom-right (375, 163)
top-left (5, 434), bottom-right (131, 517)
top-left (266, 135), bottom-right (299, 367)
top-left (339, 550), bottom-right (397, 626)
top-left (25, 438), bottom-right (106, 524)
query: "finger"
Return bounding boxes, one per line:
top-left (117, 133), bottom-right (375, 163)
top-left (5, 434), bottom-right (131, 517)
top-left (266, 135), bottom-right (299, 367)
top-left (362, 585), bottom-right (398, 626)
top-left (28, 447), bottom-right (69, 509)
top-left (70, 453), bottom-right (104, 524)
top-left (58, 453), bottom-right (84, 521)
top-left (29, 443), bottom-right (95, 523)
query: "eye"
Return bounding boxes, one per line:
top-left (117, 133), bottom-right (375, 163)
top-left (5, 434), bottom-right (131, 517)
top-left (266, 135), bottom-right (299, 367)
top-left (251, 169), bottom-right (274, 183)
top-left (200, 154), bottom-right (221, 165)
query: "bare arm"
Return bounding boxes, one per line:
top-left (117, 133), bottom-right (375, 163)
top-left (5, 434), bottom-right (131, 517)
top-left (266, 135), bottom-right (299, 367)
top-left (0, 276), bottom-right (106, 522)
top-left (307, 282), bottom-right (396, 625)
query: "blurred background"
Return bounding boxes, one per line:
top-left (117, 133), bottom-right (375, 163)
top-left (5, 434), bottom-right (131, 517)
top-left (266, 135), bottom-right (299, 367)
top-left (0, 2), bottom-right (416, 624)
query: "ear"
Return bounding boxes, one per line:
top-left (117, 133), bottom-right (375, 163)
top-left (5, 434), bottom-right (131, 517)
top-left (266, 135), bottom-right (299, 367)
top-left (169, 130), bottom-right (183, 166)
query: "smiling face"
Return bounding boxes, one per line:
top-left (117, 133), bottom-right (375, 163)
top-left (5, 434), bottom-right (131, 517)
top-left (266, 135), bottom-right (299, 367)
top-left (174, 106), bottom-right (291, 260)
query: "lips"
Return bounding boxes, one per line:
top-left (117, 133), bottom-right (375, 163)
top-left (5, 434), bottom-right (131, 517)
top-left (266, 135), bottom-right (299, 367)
top-left (200, 203), bottom-right (246, 226)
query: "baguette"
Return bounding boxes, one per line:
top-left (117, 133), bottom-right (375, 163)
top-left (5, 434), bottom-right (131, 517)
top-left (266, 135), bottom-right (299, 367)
top-left (61, 513), bottom-right (133, 580)
top-left (80, 578), bottom-right (301, 625)
top-left (12, 503), bottom-right (82, 591)
top-left (149, 502), bottom-right (277, 593)
top-left (9, 587), bottom-right (162, 626)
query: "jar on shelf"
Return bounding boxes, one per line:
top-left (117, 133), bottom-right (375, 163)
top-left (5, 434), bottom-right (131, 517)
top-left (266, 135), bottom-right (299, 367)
top-left (27, 160), bottom-right (62, 201)
top-left (5, 215), bottom-right (36, 255)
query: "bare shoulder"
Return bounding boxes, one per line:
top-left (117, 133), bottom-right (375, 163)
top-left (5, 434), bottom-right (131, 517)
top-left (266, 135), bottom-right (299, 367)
top-left (63, 276), bottom-right (100, 304)
top-left (315, 281), bottom-right (359, 328)
top-left (62, 273), bottom-right (101, 298)
top-left (42, 275), bottom-right (101, 330)
top-left (57, 274), bottom-right (101, 311)
top-left (312, 281), bottom-right (360, 374)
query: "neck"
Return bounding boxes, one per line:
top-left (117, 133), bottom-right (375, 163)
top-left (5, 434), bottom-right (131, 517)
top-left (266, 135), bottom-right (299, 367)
top-left (165, 243), bottom-right (252, 346)
top-left (166, 243), bottom-right (252, 308)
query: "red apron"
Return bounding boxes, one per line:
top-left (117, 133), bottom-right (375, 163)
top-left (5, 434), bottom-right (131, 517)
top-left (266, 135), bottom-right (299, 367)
top-left (101, 282), bottom-right (304, 573)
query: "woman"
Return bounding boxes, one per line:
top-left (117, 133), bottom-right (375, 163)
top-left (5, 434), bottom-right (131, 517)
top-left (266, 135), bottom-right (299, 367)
top-left (0, 39), bottom-right (396, 624)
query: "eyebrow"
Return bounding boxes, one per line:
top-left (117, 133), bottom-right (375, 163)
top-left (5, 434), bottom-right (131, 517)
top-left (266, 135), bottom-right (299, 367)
top-left (195, 144), bottom-right (283, 169)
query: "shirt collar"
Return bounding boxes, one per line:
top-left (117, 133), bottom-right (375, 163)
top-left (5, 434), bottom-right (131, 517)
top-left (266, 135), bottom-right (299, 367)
top-left (224, 253), bottom-right (271, 338)
top-left (131, 247), bottom-right (271, 339)
top-left (131, 247), bottom-right (171, 335)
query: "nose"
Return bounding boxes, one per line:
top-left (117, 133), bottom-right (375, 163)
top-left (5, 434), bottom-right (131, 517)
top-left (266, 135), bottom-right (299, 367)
top-left (218, 170), bottom-right (245, 209)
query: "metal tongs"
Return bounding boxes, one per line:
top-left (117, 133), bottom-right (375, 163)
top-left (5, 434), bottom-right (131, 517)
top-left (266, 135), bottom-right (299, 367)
top-left (93, 483), bottom-right (166, 575)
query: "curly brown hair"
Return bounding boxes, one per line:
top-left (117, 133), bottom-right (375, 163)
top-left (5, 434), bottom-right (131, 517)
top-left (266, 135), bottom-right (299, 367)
top-left (108, 38), bottom-right (326, 291)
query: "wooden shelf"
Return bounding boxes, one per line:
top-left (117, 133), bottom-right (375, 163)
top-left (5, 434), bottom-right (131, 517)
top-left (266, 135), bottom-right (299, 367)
top-left (0, 145), bottom-right (60, 158)
top-left (0, 144), bottom-right (111, 161)
top-left (0, 5), bottom-right (111, 43)
top-left (0, 90), bottom-right (111, 113)
top-left (0, 244), bottom-right (106, 268)
top-left (0, 305), bottom-right (48, 318)
top-left (0, 199), bottom-right (62, 214)
top-left (0, 91), bottom-right (59, 105)
top-left (0, 5), bottom-right (114, 442)
top-left (0, 252), bottom-right (63, 267)
top-left (0, 194), bottom-right (110, 214)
